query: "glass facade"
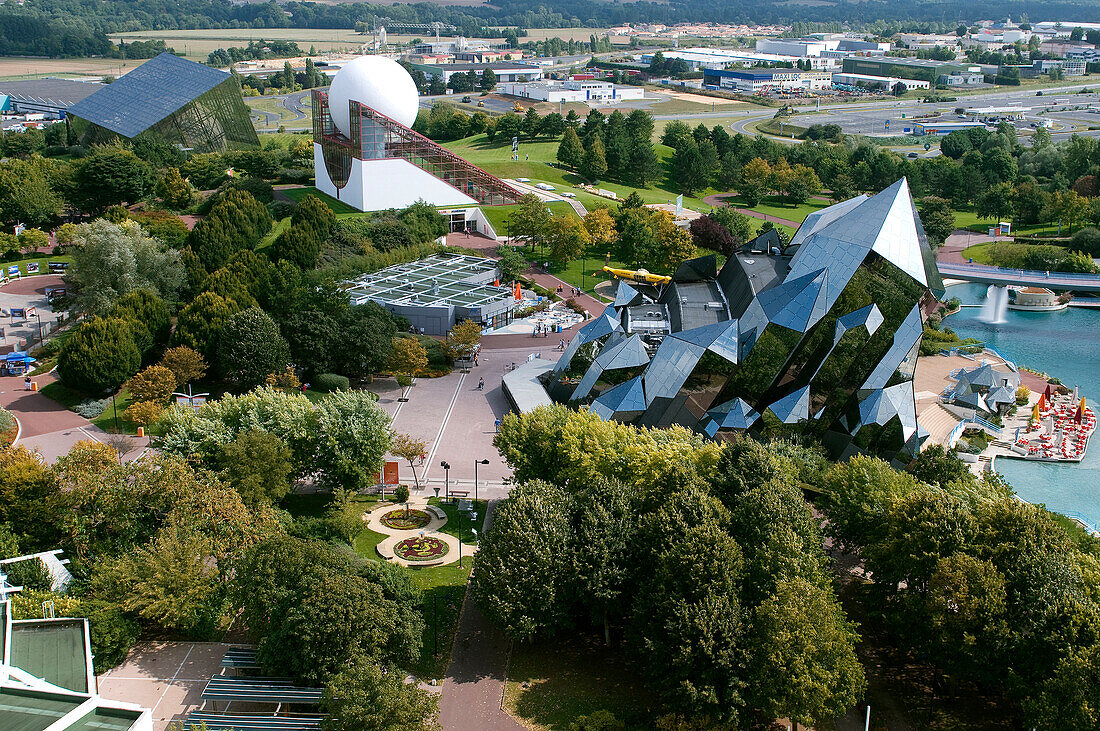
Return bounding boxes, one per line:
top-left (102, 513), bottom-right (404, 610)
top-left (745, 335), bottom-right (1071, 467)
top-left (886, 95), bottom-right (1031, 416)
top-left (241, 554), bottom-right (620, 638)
top-left (69, 58), bottom-right (258, 152)
top-left (313, 90), bottom-right (518, 206)
top-left (548, 178), bottom-right (941, 462)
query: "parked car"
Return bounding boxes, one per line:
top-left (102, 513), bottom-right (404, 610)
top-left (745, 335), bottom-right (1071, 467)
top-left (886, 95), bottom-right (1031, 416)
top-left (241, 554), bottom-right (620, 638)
top-left (461, 96), bottom-right (473, 103)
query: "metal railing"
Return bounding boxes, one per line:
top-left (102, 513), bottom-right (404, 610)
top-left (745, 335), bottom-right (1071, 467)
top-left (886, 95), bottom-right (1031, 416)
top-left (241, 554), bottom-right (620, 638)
top-left (939, 262), bottom-right (1100, 283)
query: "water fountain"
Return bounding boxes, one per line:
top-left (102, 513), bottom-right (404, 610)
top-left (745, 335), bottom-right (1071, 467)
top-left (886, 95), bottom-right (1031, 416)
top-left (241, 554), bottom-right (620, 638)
top-left (979, 284), bottom-right (1009, 324)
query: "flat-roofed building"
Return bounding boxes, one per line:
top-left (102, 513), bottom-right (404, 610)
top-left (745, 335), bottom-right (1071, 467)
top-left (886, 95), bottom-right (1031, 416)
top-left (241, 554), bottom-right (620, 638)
top-left (343, 253), bottom-right (519, 334)
top-left (411, 61), bottom-right (542, 83)
top-left (0, 78), bottom-right (102, 117)
top-left (832, 72), bottom-right (931, 91)
top-left (498, 80), bottom-right (644, 103)
top-left (703, 68), bottom-right (832, 92)
top-left (912, 120), bottom-right (989, 135)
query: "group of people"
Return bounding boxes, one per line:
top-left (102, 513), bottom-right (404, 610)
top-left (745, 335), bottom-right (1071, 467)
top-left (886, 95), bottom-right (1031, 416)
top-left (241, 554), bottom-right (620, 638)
top-left (554, 284), bottom-right (582, 298)
top-left (532, 323), bottom-right (555, 337)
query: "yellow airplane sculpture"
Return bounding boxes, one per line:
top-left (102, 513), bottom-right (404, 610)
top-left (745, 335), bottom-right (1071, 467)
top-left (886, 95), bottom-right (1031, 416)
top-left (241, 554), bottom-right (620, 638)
top-left (602, 266), bottom-right (672, 285)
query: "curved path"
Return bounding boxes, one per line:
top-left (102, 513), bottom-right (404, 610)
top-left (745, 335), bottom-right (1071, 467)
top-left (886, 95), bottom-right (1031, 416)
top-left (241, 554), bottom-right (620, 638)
top-left (702, 193), bottom-right (802, 228)
top-left (364, 498), bottom-right (477, 567)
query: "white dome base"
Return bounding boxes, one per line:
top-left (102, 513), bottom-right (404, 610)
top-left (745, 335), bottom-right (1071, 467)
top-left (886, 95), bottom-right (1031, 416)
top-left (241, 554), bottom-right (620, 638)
top-left (314, 143), bottom-right (477, 211)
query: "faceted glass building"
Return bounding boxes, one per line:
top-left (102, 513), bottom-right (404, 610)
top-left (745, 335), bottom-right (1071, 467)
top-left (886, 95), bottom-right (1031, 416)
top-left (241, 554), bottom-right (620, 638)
top-left (548, 179), bottom-right (945, 462)
top-left (68, 53), bottom-right (258, 153)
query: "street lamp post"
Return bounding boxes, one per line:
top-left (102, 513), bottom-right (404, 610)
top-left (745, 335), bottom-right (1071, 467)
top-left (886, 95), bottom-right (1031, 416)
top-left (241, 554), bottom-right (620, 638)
top-left (474, 459), bottom-right (489, 502)
top-left (440, 461), bottom-right (450, 500)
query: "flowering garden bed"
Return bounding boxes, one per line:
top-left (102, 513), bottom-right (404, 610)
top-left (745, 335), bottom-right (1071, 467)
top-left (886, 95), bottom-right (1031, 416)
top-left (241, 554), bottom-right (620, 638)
top-left (394, 536), bottom-right (449, 562)
top-left (381, 509), bottom-right (432, 530)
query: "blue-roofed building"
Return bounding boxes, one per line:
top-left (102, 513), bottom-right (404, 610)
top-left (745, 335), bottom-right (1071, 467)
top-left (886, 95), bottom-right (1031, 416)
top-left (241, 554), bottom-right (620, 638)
top-left (67, 53), bottom-right (258, 153)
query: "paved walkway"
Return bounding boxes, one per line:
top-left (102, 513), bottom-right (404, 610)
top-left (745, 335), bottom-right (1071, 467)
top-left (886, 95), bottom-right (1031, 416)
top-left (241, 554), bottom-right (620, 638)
top-left (364, 498), bottom-right (477, 567)
top-left (0, 274), bottom-right (63, 354)
top-left (438, 500), bottom-right (524, 731)
top-left (937, 230), bottom-right (1010, 265)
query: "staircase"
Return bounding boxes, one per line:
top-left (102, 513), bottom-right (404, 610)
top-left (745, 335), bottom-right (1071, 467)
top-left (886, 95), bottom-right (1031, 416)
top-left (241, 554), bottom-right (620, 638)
top-left (918, 403), bottom-right (962, 447)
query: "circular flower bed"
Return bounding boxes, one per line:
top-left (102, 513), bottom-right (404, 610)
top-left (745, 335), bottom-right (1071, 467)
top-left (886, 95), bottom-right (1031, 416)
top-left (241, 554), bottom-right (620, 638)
top-left (381, 509), bottom-right (432, 530)
top-left (394, 536), bottom-right (449, 562)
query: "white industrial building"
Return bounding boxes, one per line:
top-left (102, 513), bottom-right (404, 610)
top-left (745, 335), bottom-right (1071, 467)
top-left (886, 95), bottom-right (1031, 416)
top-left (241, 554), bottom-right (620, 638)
top-left (757, 36), bottom-right (890, 58)
top-left (831, 72), bottom-right (931, 91)
top-left (638, 47), bottom-right (834, 71)
top-left (498, 80), bottom-right (645, 103)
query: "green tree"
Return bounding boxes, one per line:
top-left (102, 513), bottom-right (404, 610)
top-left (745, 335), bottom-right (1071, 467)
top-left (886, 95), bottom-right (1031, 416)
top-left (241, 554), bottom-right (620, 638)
top-left (523, 107), bottom-right (542, 139)
top-left (506, 193), bottom-right (551, 248)
top-left (0, 446), bottom-right (58, 548)
top-left (390, 434), bottom-right (426, 492)
top-left (581, 134), bottom-right (608, 183)
top-left (270, 224), bottom-right (322, 270)
top-left (172, 292), bottom-right (241, 359)
top-left (188, 190), bottom-right (272, 271)
top-left (218, 429), bottom-right (294, 507)
top-left (390, 336), bottom-right (428, 383)
top-left (235, 535), bottom-right (422, 684)
top-left (0, 156), bottom-right (63, 227)
top-left (58, 317), bottom-right (141, 394)
top-left (95, 524), bottom-right (223, 637)
top-left (155, 167), bottom-right (195, 209)
top-left (321, 655), bottom-right (440, 731)
top-left (313, 389), bottom-right (394, 492)
top-left (573, 480), bottom-right (636, 645)
top-left (628, 142), bottom-right (662, 187)
top-left (631, 521), bottom-right (747, 723)
top-left (479, 67), bottom-right (497, 91)
top-left (747, 578), bottom-right (865, 729)
top-left (67, 220), bottom-right (186, 315)
top-left (918, 196), bottom-right (956, 247)
top-left (545, 215), bottom-right (591, 264)
top-left (495, 245), bottom-right (526, 283)
top-left (160, 346), bottom-right (208, 387)
top-left (977, 182), bottom-right (1016, 222)
top-left (471, 480), bottom-right (574, 641)
top-left (556, 127), bottom-right (584, 171)
top-left (216, 307), bottom-right (290, 390)
top-left (74, 147), bottom-right (154, 213)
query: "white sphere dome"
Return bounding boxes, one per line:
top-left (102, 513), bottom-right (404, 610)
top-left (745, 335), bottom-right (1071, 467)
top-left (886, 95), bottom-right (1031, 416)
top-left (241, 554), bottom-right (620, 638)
top-left (328, 56), bottom-right (419, 136)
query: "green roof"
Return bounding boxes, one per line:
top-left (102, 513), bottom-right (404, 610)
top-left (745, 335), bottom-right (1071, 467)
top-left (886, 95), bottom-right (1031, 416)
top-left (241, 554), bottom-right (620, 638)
top-left (0, 687), bottom-right (85, 731)
top-left (10, 620), bottom-right (90, 694)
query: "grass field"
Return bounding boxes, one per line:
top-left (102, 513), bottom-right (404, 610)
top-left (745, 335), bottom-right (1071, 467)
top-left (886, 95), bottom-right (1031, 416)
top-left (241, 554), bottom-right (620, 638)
top-left (479, 200), bottom-right (578, 235)
top-left (0, 56), bottom-right (144, 81)
top-left (504, 635), bottom-right (652, 730)
top-left (281, 186), bottom-right (364, 216)
top-left (443, 134), bottom-right (714, 211)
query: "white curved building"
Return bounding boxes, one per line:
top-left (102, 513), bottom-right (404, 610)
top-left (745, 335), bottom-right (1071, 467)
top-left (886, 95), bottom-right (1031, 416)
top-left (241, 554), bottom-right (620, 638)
top-left (313, 56), bottom-right (519, 211)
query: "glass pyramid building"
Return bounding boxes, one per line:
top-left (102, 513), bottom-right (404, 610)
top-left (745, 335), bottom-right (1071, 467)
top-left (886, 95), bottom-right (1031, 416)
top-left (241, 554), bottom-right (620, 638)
top-left (549, 178), bottom-right (945, 461)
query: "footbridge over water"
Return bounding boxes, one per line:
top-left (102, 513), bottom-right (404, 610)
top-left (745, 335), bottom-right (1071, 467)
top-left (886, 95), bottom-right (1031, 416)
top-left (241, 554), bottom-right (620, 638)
top-left (938, 262), bottom-right (1100, 293)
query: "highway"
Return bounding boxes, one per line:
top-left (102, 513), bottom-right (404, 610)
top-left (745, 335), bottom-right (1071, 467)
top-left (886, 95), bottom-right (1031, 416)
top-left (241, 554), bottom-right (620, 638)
top-left (938, 262), bottom-right (1100, 292)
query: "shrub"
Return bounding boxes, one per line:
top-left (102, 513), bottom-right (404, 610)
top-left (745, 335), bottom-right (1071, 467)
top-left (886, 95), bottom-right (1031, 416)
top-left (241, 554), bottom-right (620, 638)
top-left (57, 317), bottom-right (141, 395)
top-left (269, 200), bottom-right (296, 220)
top-left (396, 374), bottom-right (413, 387)
top-left (123, 400), bottom-right (165, 427)
top-left (1071, 227), bottom-right (1100, 256)
top-left (5, 558), bottom-right (52, 591)
top-left (74, 398), bottom-right (111, 419)
top-left (1016, 386), bottom-right (1031, 406)
top-left (265, 367), bottom-right (301, 389)
top-left (313, 373), bottom-right (350, 392)
top-left (126, 365), bottom-right (176, 404)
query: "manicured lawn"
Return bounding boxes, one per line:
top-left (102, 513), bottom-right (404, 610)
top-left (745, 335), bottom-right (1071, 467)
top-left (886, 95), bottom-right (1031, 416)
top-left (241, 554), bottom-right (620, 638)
top-left (960, 242), bottom-right (994, 264)
top-left (718, 193), bottom-right (831, 225)
top-left (504, 635), bottom-right (654, 730)
top-left (281, 186), bottom-right (363, 216)
top-left (350, 496), bottom-right (488, 680)
top-left (442, 134), bottom-right (712, 210)
top-left (480, 200), bottom-right (577, 236)
top-left (2, 254), bottom-right (72, 278)
top-left (39, 382), bottom-right (141, 434)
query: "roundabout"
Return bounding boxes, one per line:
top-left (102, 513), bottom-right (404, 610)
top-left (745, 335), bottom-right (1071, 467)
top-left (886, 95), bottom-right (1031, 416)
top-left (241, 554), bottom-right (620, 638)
top-left (364, 498), bottom-right (478, 567)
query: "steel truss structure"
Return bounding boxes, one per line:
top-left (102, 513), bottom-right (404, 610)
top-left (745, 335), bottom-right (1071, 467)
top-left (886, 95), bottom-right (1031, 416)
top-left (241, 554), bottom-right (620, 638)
top-left (313, 90), bottom-right (519, 206)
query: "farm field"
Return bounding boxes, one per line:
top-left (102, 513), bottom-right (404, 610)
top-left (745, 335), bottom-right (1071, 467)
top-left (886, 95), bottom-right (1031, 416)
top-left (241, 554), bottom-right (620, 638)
top-left (0, 56), bottom-right (144, 81)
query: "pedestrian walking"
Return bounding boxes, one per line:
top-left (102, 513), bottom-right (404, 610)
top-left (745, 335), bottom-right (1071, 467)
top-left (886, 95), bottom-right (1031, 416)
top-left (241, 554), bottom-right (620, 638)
top-left (478, 377), bottom-right (484, 390)
top-left (23, 375), bottom-right (31, 391)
